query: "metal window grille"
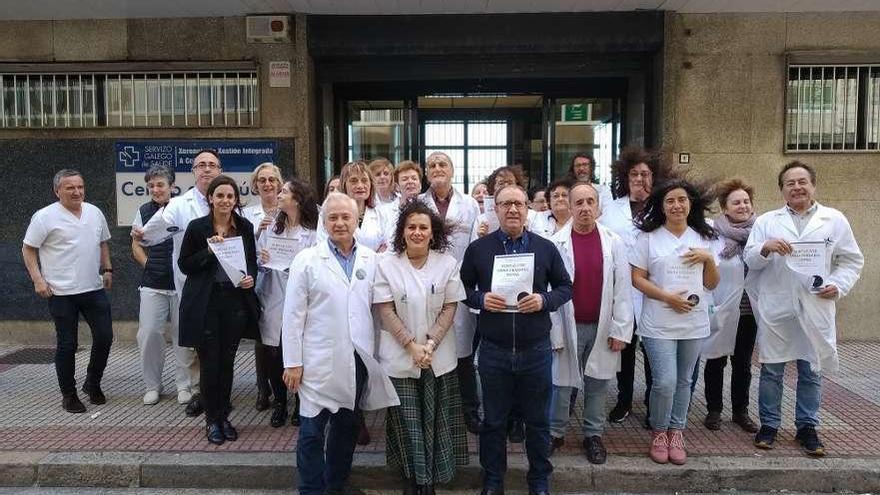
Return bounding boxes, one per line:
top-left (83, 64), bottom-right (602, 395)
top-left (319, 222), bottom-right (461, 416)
top-left (423, 119), bottom-right (508, 193)
top-left (786, 64), bottom-right (880, 152)
top-left (0, 71), bottom-right (259, 129)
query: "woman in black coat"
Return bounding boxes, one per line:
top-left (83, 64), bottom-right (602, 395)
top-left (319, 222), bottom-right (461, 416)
top-left (178, 175), bottom-right (261, 445)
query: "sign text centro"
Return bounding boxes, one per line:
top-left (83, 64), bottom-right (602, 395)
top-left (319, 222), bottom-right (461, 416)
top-left (115, 140), bottom-right (278, 226)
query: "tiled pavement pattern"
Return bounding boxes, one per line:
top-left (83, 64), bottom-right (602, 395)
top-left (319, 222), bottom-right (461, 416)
top-left (0, 341), bottom-right (877, 458)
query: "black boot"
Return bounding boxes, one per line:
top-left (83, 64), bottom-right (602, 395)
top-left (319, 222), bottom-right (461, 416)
top-left (270, 402), bottom-right (288, 428)
top-left (290, 393), bottom-right (301, 426)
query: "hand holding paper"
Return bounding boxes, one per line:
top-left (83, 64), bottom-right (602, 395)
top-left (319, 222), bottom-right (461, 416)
top-left (207, 236), bottom-right (248, 287)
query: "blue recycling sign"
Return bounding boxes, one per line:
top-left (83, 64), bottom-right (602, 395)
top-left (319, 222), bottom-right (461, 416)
top-left (115, 140), bottom-right (277, 173)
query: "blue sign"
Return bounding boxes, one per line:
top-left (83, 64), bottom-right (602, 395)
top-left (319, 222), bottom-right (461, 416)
top-left (115, 140), bottom-right (278, 173)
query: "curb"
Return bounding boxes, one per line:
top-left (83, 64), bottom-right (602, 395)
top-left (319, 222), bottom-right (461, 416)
top-left (1, 451), bottom-right (878, 492)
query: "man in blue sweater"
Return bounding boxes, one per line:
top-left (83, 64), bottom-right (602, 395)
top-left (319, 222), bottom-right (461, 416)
top-left (460, 185), bottom-right (573, 495)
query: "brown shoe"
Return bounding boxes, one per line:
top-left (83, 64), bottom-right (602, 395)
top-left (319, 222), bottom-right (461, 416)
top-left (732, 412), bottom-right (759, 433)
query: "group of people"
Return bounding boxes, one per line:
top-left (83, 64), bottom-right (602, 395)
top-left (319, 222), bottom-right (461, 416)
top-left (21, 146), bottom-right (864, 495)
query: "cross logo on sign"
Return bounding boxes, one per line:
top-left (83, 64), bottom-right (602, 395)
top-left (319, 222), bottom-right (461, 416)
top-left (119, 146), bottom-right (141, 168)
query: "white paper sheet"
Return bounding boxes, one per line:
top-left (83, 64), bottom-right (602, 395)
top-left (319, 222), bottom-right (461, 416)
top-left (140, 207), bottom-right (181, 246)
top-left (263, 235), bottom-right (299, 271)
top-left (787, 240), bottom-right (827, 292)
top-left (208, 236), bottom-right (248, 287)
top-left (663, 248), bottom-right (704, 304)
top-left (483, 196), bottom-right (500, 232)
top-left (491, 253), bottom-right (535, 313)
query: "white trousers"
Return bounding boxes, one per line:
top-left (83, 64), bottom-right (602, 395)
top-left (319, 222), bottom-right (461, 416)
top-left (136, 289), bottom-right (199, 393)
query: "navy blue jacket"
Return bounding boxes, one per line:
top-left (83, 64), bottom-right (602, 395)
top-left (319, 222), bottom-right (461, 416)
top-left (460, 229), bottom-right (572, 351)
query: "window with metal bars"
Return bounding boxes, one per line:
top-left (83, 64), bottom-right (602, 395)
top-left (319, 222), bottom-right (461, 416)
top-left (0, 72), bottom-right (259, 128)
top-left (786, 64), bottom-right (880, 152)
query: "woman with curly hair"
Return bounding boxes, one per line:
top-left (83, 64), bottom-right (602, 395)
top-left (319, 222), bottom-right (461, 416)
top-left (630, 178), bottom-right (720, 465)
top-left (373, 200), bottom-right (468, 495)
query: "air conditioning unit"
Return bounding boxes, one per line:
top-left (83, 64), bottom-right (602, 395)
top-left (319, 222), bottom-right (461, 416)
top-left (246, 15), bottom-right (291, 44)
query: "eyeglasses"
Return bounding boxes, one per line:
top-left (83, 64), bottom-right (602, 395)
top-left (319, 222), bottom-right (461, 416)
top-left (193, 162), bottom-right (220, 171)
top-left (628, 171), bottom-right (652, 179)
top-left (497, 200), bottom-right (527, 210)
top-left (257, 177), bottom-right (279, 184)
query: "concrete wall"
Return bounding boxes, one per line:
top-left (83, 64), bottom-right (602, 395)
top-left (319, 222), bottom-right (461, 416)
top-left (662, 11), bottom-right (879, 340)
top-left (0, 16), bottom-right (314, 332)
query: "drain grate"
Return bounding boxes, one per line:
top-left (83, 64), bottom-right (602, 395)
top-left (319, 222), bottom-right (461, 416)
top-left (0, 348), bottom-right (56, 365)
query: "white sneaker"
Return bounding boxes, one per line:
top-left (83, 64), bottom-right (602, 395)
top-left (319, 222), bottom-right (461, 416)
top-left (177, 389), bottom-right (192, 404)
top-left (143, 390), bottom-right (160, 405)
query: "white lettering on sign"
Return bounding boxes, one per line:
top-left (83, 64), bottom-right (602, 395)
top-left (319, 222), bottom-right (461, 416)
top-left (269, 61), bottom-right (291, 88)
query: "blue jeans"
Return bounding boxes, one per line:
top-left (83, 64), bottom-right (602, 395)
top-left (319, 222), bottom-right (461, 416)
top-left (641, 337), bottom-right (702, 430)
top-left (48, 289), bottom-right (114, 396)
top-left (758, 360), bottom-right (821, 430)
top-left (297, 353), bottom-right (367, 495)
top-left (549, 323), bottom-right (608, 438)
top-left (478, 339), bottom-right (553, 492)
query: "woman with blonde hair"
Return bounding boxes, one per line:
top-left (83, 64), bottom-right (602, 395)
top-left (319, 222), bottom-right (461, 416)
top-left (319, 160), bottom-right (389, 253)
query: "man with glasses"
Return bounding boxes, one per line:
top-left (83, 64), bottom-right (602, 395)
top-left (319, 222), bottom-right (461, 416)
top-left (460, 184), bottom-right (572, 495)
top-left (138, 149), bottom-right (223, 417)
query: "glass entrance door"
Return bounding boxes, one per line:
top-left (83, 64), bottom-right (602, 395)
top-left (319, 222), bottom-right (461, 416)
top-left (346, 99), bottom-right (413, 164)
top-left (547, 97), bottom-right (622, 184)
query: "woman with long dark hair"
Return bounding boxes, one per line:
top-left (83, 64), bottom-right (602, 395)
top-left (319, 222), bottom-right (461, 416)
top-left (630, 178), bottom-right (719, 465)
top-left (255, 178), bottom-right (319, 427)
top-left (374, 200), bottom-right (468, 494)
top-left (178, 175), bottom-right (261, 445)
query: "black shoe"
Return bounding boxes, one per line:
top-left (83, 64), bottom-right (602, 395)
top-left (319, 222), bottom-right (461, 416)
top-left (185, 394), bottom-right (204, 417)
top-left (62, 393), bottom-right (86, 413)
top-left (206, 422), bottom-right (225, 445)
top-left (481, 488), bottom-right (504, 495)
top-left (549, 436), bottom-right (565, 456)
top-left (221, 419), bottom-right (238, 441)
top-left (465, 412), bottom-right (483, 434)
top-left (255, 390), bottom-right (271, 411)
top-left (291, 413), bottom-right (301, 426)
top-left (583, 435), bottom-right (607, 465)
top-left (732, 412), bottom-right (759, 433)
top-left (357, 417), bottom-right (371, 446)
top-left (703, 411), bottom-right (722, 431)
top-left (421, 484), bottom-right (435, 495)
top-left (507, 420), bottom-right (525, 444)
top-left (754, 425), bottom-right (777, 449)
top-left (81, 382), bottom-right (106, 405)
top-left (795, 425), bottom-right (826, 457)
top-left (270, 403), bottom-right (288, 428)
top-left (608, 403), bottom-right (631, 423)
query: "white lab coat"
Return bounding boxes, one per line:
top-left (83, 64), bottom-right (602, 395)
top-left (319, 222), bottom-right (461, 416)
top-left (242, 203), bottom-right (271, 235)
top-left (420, 188), bottom-right (481, 359)
top-left (160, 188), bottom-right (209, 297)
top-left (373, 250), bottom-right (466, 379)
top-left (281, 241), bottom-right (400, 417)
top-left (470, 209), bottom-right (538, 242)
top-left (550, 222), bottom-right (634, 386)
top-left (255, 226), bottom-right (316, 346)
top-left (701, 239), bottom-right (756, 360)
top-left (599, 195), bottom-right (644, 324)
top-left (744, 203), bottom-right (863, 374)
top-left (317, 205), bottom-right (388, 252)
top-left (527, 210), bottom-right (568, 240)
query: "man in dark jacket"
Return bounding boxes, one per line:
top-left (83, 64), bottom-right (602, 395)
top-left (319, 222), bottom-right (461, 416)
top-left (460, 185), bottom-right (572, 495)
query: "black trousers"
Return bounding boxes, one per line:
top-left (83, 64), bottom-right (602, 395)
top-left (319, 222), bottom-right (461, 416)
top-left (266, 344), bottom-right (299, 413)
top-left (615, 332), bottom-right (654, 408)
top-left (704, 314), bottom-right (758, 414)
top-left (48, 289), bottom-right (114, 396)
top-left (254, 341), bottom-right (272, 398)
top-left (198, 285), bottom-right (247, 424)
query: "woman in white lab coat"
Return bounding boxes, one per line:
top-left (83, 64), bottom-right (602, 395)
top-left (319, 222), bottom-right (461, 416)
top-left (255, 178), bottom-right (318, 427)
top-left (318, 160), bottom-right (388, 254)
top-left (242, 162), bottom-right (283, 412)
top-left (528, 179), bottom-right (572, 240)
top-left (374, 200), bottom-right (468, 495)
top-left (630, 179), bottom-right (719, 466)
top-left (471, 166), bottom-right (526, 239)
top-left (697, 178), bottom-right (759, 433)
top-left (369, 157), bottom-right (400, 205)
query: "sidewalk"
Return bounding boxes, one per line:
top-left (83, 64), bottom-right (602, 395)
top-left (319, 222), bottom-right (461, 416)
top-left (1, 340), bottom-right (878, 491)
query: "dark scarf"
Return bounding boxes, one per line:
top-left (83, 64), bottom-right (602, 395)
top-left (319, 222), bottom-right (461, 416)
top-left (714, 213), bottom-right (755, 259)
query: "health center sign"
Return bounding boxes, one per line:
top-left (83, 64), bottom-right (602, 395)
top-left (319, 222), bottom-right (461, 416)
top-left (115, 140), bottom-right (278, 226)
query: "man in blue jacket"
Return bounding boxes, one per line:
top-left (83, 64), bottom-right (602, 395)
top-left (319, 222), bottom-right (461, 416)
top-left (460, 184), bottom-right (573, 495)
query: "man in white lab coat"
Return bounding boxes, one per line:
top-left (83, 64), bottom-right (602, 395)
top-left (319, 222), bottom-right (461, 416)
top-left (419, 152), bottom-right (482, 433)
top-left (138, 149), bottom-right (223, 416)
top-left (744, 161), bottom-right (863, 457)
top-left (282, 193), bottom-right (399, 495)
top-left (548, 182), bottom-right (633, 464)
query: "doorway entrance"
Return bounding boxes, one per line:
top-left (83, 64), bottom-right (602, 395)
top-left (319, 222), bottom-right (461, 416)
top-left (338, 89), bottom-right (623, 192)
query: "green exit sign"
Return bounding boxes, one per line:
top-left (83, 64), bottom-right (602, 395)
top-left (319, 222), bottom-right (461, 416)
top-left (563, 104), bottom-right (589, 122)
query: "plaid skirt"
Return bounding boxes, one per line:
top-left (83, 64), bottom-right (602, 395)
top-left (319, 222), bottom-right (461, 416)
top-left (386, 367), bottom-right (469, 484)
